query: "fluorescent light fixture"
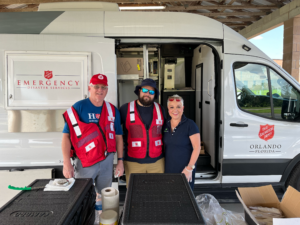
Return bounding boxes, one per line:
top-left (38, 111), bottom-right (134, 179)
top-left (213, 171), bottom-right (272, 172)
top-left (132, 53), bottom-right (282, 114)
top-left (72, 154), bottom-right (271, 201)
top-left (6, 4), bottom-right (27, 9)
top-left (119, 6), bottom-right (166, 10)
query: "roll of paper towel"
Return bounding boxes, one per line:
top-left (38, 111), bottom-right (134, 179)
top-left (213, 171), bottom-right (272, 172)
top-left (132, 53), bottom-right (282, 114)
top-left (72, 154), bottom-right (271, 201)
top-left (101, 187), bottom-right (119, 217)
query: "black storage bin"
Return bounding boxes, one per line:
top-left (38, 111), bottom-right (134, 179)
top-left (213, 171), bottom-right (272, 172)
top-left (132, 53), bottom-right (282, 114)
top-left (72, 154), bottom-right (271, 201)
top-left (121, 174), bottom-right (205, 225)
top-left (0, 178), bottom-right (96, 225)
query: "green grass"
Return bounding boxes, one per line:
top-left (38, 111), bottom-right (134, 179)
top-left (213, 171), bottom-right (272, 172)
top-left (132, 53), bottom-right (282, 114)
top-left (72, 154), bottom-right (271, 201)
top-left (242, 107), bottom-right (281, 114)
top-left (237, 89), bottom-right (282, 96)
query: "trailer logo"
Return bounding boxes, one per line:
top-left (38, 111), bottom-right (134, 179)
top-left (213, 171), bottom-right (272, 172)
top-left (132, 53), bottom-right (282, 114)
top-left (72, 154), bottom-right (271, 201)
top-left (259, 124), bottom-right (274, 141)
top-left (44, 71), bottom-right (53, 79)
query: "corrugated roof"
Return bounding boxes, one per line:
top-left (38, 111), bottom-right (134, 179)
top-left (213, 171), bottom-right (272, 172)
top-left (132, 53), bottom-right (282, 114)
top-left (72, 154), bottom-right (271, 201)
top-left (0, 0), bottom-right (293, 31)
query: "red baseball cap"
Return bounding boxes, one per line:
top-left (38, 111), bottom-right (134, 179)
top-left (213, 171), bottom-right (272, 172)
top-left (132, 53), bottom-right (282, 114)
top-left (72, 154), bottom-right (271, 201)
top-left (90, 74), bottom-right (108, 86)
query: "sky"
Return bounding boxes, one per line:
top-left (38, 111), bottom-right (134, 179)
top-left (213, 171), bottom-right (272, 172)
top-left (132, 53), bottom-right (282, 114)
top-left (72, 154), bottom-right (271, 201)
top-left (249, 25), bottom-right (283, 60)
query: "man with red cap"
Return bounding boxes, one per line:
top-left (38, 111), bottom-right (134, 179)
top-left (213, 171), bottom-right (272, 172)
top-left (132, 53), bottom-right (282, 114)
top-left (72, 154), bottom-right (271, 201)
top-left (61, 74), bottom-right (124, 194)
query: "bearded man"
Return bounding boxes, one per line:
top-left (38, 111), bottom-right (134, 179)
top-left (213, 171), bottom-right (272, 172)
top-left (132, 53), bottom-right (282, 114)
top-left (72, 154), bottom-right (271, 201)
top-left (119, 78), bottom-right (166, 186)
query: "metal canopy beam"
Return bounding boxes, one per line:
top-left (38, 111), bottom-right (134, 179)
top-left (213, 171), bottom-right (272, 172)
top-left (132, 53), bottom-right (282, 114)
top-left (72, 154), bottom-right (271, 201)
top-left (166, 5), bottom-right (278, 10)
top-left (0, 0), bottom-right (283, 3)
top-left (217, 17), bottom-right (259, 22)
top-left (192, 11), bottom-right (268, 16)
top-left (239, 0), bottom-right (300, 39)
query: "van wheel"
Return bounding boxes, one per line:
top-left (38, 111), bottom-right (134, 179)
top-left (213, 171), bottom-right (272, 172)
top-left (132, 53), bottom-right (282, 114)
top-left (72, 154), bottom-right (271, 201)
top-left (285, 162), bottom-right (300, 191)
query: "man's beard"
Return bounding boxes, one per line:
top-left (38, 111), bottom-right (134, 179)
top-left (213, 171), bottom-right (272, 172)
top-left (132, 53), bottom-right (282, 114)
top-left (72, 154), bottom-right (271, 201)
top-left (138, 95), bottom-right (154, 106)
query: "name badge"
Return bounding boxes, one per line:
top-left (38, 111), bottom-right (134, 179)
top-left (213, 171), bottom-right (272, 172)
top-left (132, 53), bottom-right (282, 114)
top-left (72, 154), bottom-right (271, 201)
top-left (156, 119), bottom-right (163, 125)
top-left (85, 142), bottom-right (95, 152)
top-left (108, 116), bottom-right (115, 122)
top-left (155, 140), bottom-right (162, 146)
top-left (109, 133), bottom-right (114, 139)
top-left (132, 141), bottom-right (141, 147)
top-left (110, 122), bottom-right (114, 131)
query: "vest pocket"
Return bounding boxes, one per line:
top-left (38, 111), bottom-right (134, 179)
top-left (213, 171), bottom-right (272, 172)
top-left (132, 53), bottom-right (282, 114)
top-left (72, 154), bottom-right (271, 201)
top-left (107, 132), bottom-right (116, 152)
top-left (129, 125), bottom-right (144, 138)
top-left (84, 139), bottom-right (103, 163)
top-left (77, 131), bottom-right (98, 148)
top-left (150, 139), bottom-right (163, 158)
top-left (128, 140), bottom-right (145, 158)
top-left (151, 125), bottom-right (162, 138)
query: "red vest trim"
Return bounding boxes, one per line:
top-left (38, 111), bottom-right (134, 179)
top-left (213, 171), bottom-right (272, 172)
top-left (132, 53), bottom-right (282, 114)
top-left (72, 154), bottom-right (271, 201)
top-left (63, 101), bottom-right (116, 167)
top-left (125, 100), bottom-right (164, 159)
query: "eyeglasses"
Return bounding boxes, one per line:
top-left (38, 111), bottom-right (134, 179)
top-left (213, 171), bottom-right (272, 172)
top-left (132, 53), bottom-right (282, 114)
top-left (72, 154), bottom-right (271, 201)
top-left (91, 85), bottom-right (108, 90)
top-left (141, 88), bottom-right (155, 95)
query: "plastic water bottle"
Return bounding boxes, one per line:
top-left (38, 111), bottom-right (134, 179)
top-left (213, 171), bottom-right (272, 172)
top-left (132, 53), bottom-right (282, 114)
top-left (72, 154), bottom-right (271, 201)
top-left (94, 195), bottom-right (102, 224)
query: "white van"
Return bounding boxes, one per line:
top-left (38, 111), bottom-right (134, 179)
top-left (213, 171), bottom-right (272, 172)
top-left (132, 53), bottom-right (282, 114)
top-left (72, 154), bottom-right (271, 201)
top-left (0, 2), bottom-right (299, 194)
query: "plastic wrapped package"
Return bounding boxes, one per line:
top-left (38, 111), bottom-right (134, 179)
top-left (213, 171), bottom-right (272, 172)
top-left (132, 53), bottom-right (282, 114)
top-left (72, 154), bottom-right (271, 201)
top-left (196, 194), bottom-right (246, 225)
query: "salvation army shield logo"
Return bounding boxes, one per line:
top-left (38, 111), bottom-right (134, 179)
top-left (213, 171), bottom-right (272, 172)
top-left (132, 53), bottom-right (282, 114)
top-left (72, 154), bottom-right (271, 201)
top-left (44, 71), bottom-right (53, 79)
top-left (259, 124), bottom-right (275, 141)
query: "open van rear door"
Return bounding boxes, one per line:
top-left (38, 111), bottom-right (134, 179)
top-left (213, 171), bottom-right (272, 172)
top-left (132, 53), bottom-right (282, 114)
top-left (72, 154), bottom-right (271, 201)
top-left (222, 54), bottom-right (300, 184)
top-left (0, 34), bottom-right (116, 169)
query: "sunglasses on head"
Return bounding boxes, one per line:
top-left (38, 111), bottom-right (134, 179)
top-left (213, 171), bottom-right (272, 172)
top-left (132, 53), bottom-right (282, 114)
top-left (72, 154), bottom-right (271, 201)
top-left (141, 88), bottom-right (155, 95)
top-left (169, 98), bottom-right (181, 102)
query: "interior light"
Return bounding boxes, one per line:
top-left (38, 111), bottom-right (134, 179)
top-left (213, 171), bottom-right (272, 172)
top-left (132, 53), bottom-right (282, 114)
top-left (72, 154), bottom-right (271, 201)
top-left (119, 6), bottom-right (166, 10)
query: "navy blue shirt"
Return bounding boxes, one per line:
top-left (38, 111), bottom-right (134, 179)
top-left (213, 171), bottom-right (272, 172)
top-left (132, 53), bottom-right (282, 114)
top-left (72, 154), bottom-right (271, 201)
top-left (63, 98), bottom-right (123, 135)
top-left (163, 114), bottom-right (199, 189)
top-left (119, 101), bottom-right (167, 164)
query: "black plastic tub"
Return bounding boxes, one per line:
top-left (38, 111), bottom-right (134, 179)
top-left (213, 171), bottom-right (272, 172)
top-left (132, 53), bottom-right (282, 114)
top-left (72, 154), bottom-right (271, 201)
top-left (121, 173), bottom-right (206, 225)
top-left (0, 178), bottom-right (96, 225)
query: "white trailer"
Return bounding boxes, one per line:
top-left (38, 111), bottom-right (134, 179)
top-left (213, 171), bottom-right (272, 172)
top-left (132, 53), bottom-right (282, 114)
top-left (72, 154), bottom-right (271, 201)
top-left (0, 2), bottom-right (300, 193)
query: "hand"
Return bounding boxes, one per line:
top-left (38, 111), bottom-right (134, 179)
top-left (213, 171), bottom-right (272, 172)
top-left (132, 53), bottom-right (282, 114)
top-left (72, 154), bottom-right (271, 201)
top-left (63, 160), bottom-right (74, 178)
top-left (182, 167), bottom-right (193, 182)
top-left (115, 160), bottom-right (124, 177)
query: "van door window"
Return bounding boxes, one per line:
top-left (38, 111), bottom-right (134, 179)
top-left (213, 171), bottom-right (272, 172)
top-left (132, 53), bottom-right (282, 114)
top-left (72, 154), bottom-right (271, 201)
top-left (233, 63), bottom-right (272, 118)
top-left (270, 69), bottom-right (300, 121)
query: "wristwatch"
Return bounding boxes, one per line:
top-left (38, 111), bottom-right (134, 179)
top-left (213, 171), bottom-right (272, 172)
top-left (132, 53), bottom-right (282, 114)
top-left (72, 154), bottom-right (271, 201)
top-left (118, 158), bottom-right (124, 161)
top-left (188, 164), bottom-right (195, 170)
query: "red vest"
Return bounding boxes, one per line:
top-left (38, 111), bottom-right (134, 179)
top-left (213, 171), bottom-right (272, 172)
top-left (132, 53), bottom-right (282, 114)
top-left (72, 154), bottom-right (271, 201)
top-left (125, 100), bottom-right (164, 159)
top-left (63, 101), bottom-right (116, 167)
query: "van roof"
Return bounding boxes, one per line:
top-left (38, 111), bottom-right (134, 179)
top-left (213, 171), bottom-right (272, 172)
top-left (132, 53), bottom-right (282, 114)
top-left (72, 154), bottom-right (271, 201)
top-left (0, 10), bottom-right (285, 74)
top-left (0, 11), bottom-right (222, 38)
